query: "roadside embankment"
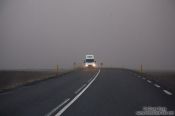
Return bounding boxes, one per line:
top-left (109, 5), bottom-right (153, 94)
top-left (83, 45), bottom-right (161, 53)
top-left (143, 70), bottom-right (175, 93)
top-left (0, 69), bottom-right (75, 92)
top-left (119, 68), bottom-right (175, 93)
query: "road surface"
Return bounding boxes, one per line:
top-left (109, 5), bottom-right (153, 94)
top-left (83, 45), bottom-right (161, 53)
top-left (0, 68), bottom-right (174, 116)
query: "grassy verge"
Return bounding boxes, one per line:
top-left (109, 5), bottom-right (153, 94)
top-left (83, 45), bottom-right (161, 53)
top-left (0, 69), bottom-right (75, 92)
top-left (132, 69), bottom-right (175, 93)
top-left (144, 70), bottom-right (175, 93)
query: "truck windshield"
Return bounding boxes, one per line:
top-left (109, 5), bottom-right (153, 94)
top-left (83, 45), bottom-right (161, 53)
top-left (86, 59), bottom-right (94, 63)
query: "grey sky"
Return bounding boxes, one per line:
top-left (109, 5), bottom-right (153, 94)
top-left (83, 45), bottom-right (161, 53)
top-left (1, 0), bottom-right (175, 70)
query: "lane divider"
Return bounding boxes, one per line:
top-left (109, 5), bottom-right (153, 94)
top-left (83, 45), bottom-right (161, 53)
top-left (163, 90), bottom-right (173, 96)
top-left (87, 78), bottom-right (93, 83)
top-left (147, 80), bottom-right (152, 83)
top-left (55, 69), bottom-right (101, 116)
top-left (74, 84), bottom-right (86, 94)
top-left (46, 98), bottom-right (70, 116)
top-left (154, 84), bottom-right (160, 88)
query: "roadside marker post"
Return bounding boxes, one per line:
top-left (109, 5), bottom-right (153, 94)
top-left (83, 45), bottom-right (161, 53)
top-left (100, 62), bottom-right (103, 68)
top-left (140, 64), bottom-right (143, 73)
top-left (73, 62), bottom-right (76, 69)
top-left (56, 64), bottom-right (59, 76)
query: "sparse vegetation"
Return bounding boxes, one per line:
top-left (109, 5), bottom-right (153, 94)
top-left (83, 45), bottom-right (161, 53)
top-left (144, 70), bottom-right (175, 93)
top-left (0, 69), bottom-right (75, 92)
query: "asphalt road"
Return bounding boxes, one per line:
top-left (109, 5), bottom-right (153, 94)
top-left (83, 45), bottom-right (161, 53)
top-left (0, 68), bottom-right (174, 116)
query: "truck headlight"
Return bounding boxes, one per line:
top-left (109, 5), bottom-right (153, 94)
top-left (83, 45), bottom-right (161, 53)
top-left (92, 63), bottom-right (96, 67)
top-left (85, 64), bottom-right (88, 67)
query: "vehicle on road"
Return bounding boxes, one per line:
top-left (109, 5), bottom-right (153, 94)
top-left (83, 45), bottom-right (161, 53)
top-left (84, 55), bottom-right (97, 68)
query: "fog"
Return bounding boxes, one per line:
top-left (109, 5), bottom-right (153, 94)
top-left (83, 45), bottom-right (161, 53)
top-left (1, 0), bottom-right (175, 70)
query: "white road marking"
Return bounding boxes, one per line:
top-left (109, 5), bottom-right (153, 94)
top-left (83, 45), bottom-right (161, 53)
top-left (137, 76), bottom-right (141, 78)
top-left (46, 98), bottom-right (70, 116)
top-left (142, 77), bottom-right (146, 80)
top-left (154, 84), bottom-right (160, 88)
top-left (55, 69), bottom-right (101, 116)
top-left (147, 80), bottom-right (152, 83)
top-left (163, 90), bottom-right (173, 95)
top-left (74, 84), bottom-right (86, 94)
top-left (87, 78), bottom-right (93, 83)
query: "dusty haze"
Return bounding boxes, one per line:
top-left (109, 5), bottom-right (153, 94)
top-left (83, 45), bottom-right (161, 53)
top-left (0, 0), bottom-right (175, 70)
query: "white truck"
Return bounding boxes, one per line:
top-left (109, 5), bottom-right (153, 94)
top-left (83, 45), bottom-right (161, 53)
top-left (84, 55), bottom-right (97, 68)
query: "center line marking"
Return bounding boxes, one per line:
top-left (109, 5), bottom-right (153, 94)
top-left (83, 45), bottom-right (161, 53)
top-left (74, 84), bottom-right (86, 94)
top-left (147, 80), bottom-right (152, 83)
top-left (55, 69), bottom-right (101, 116)
top-left (154, 84), bottom-right (160, 88)
top-left (46, 98), bottom-right (70, 116)
top-left (87, 78), bottom-right (93, 83)
top-left (163, 90), bottom-right (173, 95)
